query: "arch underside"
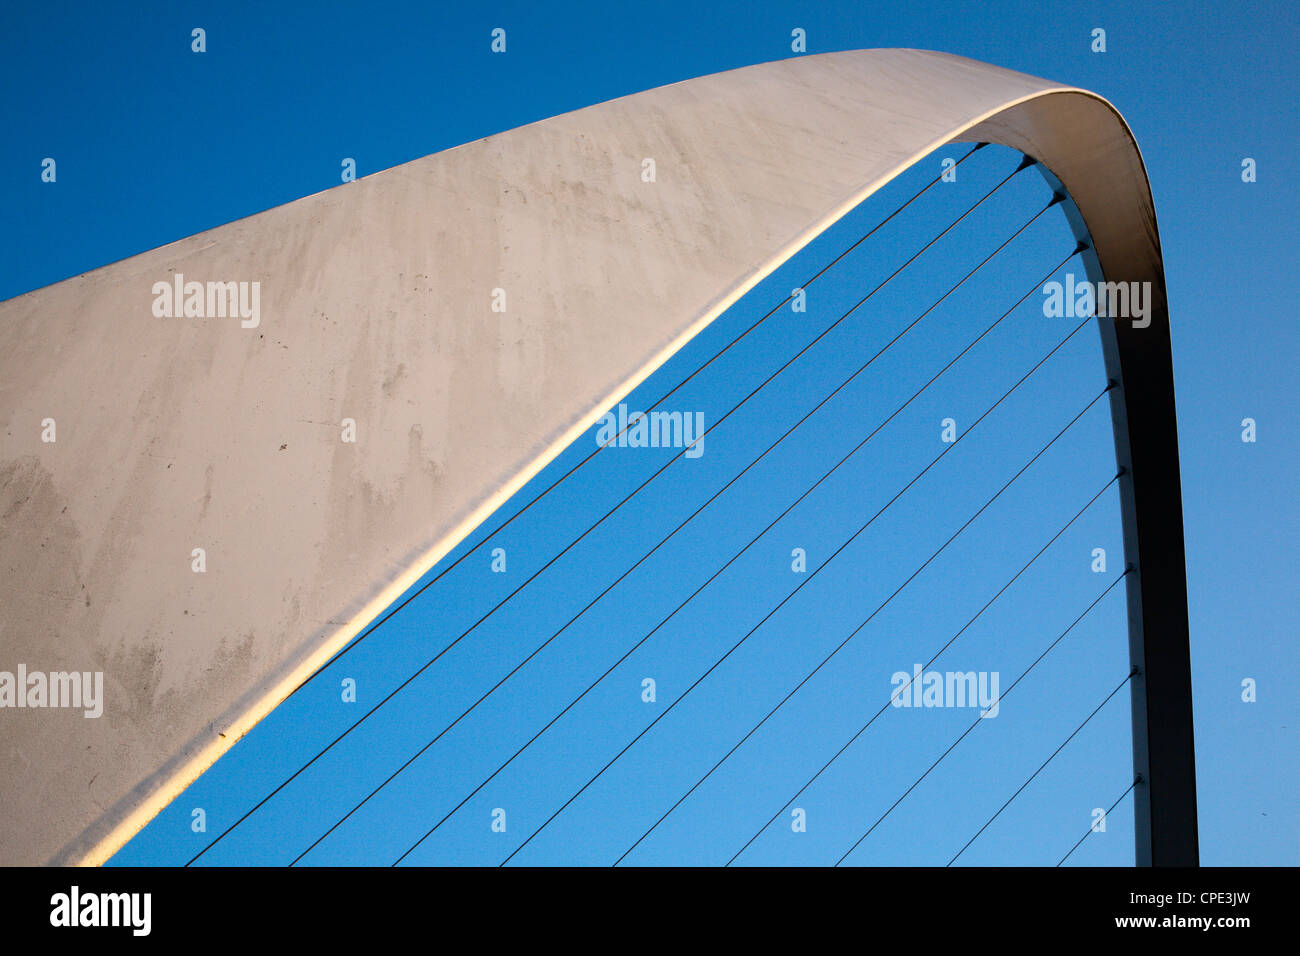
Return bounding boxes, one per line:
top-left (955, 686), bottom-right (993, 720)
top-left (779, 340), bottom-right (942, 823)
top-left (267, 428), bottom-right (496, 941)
top-left (0, 48), bottom-right (1193, 866)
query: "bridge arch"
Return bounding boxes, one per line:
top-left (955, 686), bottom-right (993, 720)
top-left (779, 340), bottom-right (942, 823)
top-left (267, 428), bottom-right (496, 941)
top-left (0, 48), bottom-right (1194, 866)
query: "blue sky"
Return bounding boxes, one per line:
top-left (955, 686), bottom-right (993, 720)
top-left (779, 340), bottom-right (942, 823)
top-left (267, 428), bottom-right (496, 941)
top-left (3, 1), bottom-right (1294, 866)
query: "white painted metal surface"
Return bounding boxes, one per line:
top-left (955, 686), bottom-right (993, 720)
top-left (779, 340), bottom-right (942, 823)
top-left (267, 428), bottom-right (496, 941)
top-left (0, 49), bottom-right (1164, 865)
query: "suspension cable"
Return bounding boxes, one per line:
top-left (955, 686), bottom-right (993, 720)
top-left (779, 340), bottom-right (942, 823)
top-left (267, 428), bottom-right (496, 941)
top-left (279, 144), bottom-right (991, 692)
top-left (618, 428), bottom-right (1120, 865)
top-left (291, 205), bottom-right (1067, 866)
top-left (948, 666), bottom-right (1137, 866)
top-left (187, 147), bottom-right (1019, 866)
top-left (1057, 776), bottom-right (1140, 866)
top-left (831, 570), bottom-right (1131, 866)
top-left (492, 310), bottom-right (1096, 867)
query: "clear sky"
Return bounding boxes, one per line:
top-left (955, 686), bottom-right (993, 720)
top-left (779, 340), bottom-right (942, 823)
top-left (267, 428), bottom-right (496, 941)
top-left (3, 1), bottom-right (1294, 866)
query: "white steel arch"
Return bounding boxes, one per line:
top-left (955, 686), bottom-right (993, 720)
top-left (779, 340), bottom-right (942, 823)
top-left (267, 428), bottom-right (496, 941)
top-left (0, 48), bottom-right (1191, 866)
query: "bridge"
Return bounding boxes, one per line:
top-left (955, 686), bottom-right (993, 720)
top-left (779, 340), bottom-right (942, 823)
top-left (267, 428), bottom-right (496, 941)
top-left (0, 48), bottom-right (1196, 866)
